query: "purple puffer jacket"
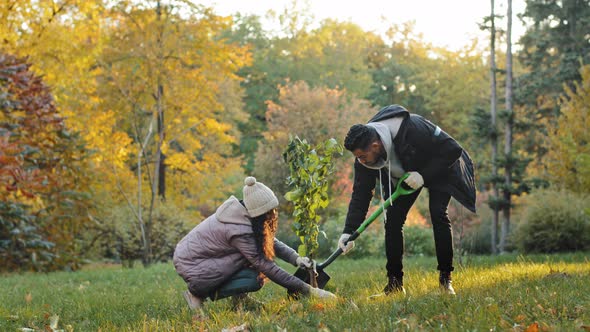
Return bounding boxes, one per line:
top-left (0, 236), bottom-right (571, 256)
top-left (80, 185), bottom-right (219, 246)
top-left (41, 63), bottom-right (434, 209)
top-left (173, 196), bottom-right (311, 296)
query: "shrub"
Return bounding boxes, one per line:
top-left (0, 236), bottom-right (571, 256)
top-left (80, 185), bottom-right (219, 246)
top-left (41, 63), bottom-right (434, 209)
top-left (512, 189), bottom-right (590, 253)
top-left (86, 203), bottom-right (196, 266)
top-left (462, 217), bottom-right (492, 254)
top-left (404, 226), bottom-right (436, 256)
top-left (0, 202), bottom-right (55, 272)
top-left (460, 199), bottom-right (495, 254)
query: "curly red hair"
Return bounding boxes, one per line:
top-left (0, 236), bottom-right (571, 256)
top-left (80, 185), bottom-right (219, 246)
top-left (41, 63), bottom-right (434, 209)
top-left (250, 208), bottom-right (278, 260)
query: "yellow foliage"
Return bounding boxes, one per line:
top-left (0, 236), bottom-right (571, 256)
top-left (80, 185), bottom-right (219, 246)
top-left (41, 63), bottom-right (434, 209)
top-left (546, 64), bottom-right (590, 193)
top-left (203, 118), bottom-right (236, 144)
top-left (166, 152), bottom-right (194, 172)
top-left (1, 1), bottom-right (251, 220)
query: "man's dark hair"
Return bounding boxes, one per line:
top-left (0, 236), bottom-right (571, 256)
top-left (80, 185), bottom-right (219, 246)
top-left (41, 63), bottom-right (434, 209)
top-left (344, 124), bottom-right (379, 152)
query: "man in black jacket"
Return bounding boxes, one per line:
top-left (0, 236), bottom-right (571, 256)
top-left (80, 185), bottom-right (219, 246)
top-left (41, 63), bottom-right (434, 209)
top-left (339, 104), bottom-right (476, 295)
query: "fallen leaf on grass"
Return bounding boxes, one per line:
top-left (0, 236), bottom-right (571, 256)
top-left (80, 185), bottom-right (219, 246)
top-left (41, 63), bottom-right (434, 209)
top-left (317, 321), bottom-right (330, 332)
top-left (432, 314), bottom-right (449, 321)
top-left (580, 325), bottom-right (590, 331)
top-left (312, 303), bottom-right (325, 312)
top-left (524, 322), bottom-right (539, 332)
top-left (49, 314), bottom-right (59, 329)
top-left (515, 314), bottom-right (526, 322)
top-left (45, 314), bottom-right (65, 332)
top-left (25, 293), bottom-right (32, 304)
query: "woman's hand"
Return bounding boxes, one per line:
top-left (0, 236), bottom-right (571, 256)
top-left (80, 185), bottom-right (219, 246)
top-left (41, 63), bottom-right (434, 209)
top-left (310, 287), bottom-right (337, 299)
top-left (296, 256), bottom-right (313, 268)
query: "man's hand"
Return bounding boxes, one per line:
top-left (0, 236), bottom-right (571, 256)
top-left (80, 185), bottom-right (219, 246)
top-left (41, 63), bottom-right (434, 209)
top-left (296, 256), bottom-right (313, 269)
top-left (338, 233), bottom-right (355, 254)
top-left (309, 287), bottom-right (337, 299)
top-left (404, 171), bottom-right (424, 189)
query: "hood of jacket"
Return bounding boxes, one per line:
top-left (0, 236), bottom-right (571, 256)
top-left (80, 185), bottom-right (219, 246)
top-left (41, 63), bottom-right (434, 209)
top-left (215, 196), bottom-right (251, 226)
top-left (369, 104), bottom-right (409, 123)
top-left (363, 104), bottom-right (410, 173)
top-left (362, 107), bottom-right (406, 179)
top-left (363, 122), bottom-right (392, 171)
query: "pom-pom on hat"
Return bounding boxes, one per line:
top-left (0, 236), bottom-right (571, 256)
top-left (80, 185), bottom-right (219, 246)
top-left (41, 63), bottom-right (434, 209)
top-left (243, 176), bottom-right (279, 217)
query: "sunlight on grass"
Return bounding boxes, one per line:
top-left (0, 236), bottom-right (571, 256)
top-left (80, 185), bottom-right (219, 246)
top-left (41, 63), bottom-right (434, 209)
top-left (1, 253), bottom-right (589, 331)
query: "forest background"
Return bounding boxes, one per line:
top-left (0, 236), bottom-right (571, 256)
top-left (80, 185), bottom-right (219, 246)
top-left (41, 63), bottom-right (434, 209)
top-left (1, 0), bottom-right (589, 272)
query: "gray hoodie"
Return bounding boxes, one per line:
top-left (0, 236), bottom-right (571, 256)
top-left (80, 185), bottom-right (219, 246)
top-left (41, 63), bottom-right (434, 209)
top-left (173, 196), bottom-right (311, 297)
top-left (365, 116), bottom-right (405, 181)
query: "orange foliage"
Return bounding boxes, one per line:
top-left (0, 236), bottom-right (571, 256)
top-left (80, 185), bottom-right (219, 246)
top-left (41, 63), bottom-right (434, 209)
top-left (0, 53), bottom-right (91, 270)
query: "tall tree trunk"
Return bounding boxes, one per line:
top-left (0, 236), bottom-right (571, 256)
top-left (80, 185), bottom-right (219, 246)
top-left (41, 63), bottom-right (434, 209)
top-left (500, 0), bottom-right (514, 253)
top-left (155, 0), bottom-right (166, 202)
top-left (137, 118), bottom-right (153, 267)
top-left (489, 0), bottom-right (499, 255)
top-left (143, 0), bottom-right (166, 266)
top-left (145, 82), bottom-right (163, 266)
top-left (157, 84), bottom-right (166, 201)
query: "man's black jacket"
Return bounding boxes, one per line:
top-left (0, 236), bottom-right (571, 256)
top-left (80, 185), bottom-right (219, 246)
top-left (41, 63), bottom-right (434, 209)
top-left (343, 105), bottom-right (476, 234)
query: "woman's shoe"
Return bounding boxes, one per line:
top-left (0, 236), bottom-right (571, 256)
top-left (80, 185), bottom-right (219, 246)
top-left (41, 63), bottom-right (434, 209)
top-left (183, 290), bottom-right (204, 310)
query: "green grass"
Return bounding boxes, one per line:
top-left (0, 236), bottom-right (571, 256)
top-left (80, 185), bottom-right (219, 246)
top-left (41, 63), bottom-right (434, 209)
top-left (1, 253), bottom-right (589, 331)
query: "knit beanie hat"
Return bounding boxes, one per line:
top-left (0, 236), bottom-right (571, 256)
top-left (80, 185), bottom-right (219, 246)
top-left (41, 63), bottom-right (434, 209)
top-left (243, 176), bottom-right (279, 217)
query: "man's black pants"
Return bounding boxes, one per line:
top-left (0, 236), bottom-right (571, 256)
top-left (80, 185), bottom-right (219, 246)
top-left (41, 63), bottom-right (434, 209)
top-left (384, 187), bottom-right (454, 279)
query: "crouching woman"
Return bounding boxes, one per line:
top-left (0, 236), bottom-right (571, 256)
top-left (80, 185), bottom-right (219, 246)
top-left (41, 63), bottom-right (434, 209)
top-left (173, 176), bottom-right (336, 310)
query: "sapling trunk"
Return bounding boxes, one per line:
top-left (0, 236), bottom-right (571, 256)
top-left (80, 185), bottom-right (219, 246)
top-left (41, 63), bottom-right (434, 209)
top-left (308, 253), bottom-right (318, 287)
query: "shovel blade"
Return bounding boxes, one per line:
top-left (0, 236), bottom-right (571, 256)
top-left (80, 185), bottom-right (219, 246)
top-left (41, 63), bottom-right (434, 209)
top-left (293, 266), bottom-right (331, 289)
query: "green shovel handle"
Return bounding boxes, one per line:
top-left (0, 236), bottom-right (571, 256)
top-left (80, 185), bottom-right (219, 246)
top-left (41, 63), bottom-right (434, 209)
top-left (318, 172), bottom-right (418, 269)
top-left (353, 172), bottom-right (417, 234)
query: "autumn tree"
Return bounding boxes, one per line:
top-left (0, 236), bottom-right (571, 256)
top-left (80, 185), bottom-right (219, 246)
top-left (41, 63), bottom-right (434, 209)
top-left (367, 22), bottom-right (489, 139)
top-left (1, 1), bottom-right (254, 265)
top-left (254, 81), bottom-right (374, 204)
top-left (96, 1), bottom-right (251, 265)
top-left (545, 64), bottom-right (590, 193)
top-left (0, 0), bottom-right (133, 262)
top-left (225, 13), bottom-right (380, 172)
top-left (0, 53), bottom-right (90, 271)
top-left (0, 0), bottom-right (109, 149)
top-left (516, 0), bottom-right (590, 177)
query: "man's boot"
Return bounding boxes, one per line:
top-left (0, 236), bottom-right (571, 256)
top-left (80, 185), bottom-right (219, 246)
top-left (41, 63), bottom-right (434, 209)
top-left (369, 276), bottom-right (406, 299)
top-left (439, 271), bottom-right (456, 295)
top-left (384, 275), bottom-right (406, 295)
top-left (368, 275), bottom-right (405, 299)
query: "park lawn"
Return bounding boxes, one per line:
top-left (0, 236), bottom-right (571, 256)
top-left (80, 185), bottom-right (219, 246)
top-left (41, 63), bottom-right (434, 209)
top-left (1, 253), bottom-right (589, 331)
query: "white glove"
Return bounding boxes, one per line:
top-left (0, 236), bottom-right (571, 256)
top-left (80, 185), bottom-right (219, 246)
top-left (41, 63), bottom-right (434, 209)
top-left (338, 233), bottom-right (355, 255)
top-left (404, 171), bottom-right (424, 189)
top-left (309, 287), bottom-right (337, 299)
top-left (296, 256), bottom-right (312, 268)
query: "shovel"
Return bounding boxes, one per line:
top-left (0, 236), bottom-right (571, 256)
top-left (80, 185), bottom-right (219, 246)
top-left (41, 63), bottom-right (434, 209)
top-left (292, 172), bottom-right (418, 290)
